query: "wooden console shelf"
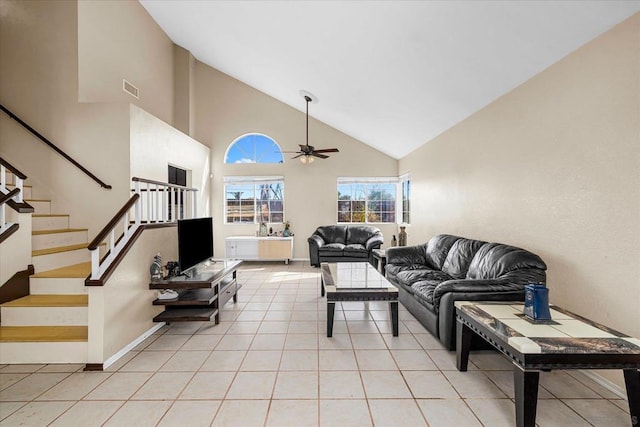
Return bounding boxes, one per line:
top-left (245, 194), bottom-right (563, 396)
top-left (149, 260), bottom-right (242, 323)
top-left (225, 236), bottom-right (293, 264)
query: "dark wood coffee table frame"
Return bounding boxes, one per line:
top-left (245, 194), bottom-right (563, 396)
top-left (455, 302), bottom-right (640, 427)
top-left (320, 262), bottom-right (399, 337)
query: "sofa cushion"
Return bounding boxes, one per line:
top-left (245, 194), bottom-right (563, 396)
top-left (346, 226), bottom-right (380, 245)
top-left (425, 234), bottom-right (462, 270)
top-left (385, 263), bottom-right (424, 283)
top-left (319, 243), bottom-right (345, 253)
top-left (411, 280), bottom-right (439, 308)
top-left (396, 269), bottom-right (453, 288)
top-left (466, 243), bottom-right (547, 280)
top-left (344, 243), bottom-right (366, 253)
top-left (441, 238), bottom-right (487, 279)
top-left (316, 225), bottom-right (347, 245)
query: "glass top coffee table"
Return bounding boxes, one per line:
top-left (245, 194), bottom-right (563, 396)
top-left (320, 262), bottom-right (399, 337)
top-left (455, 301), bottom-right (640, 427)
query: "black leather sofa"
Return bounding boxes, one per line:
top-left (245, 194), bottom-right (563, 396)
top-left (385, 234), bottom-right (547, 349)
top-left (308, 225), bottom-right (383, 267)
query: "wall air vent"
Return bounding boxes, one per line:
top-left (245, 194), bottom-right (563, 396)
top-left (122, 79), bottom-right (139, 99)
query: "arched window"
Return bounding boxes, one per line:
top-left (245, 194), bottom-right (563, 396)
top-left (224, 133), bottom-right (284, 164)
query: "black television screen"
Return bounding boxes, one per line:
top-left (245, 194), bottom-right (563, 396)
top-left (178, 217), bottom-right (213, 275)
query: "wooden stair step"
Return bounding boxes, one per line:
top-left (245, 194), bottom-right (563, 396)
top-left (31, 262), bottom-right (91, 278)
top-left (0, 326), bottom-right (87, 342)
top-left (32, 228), bottom-right (88, 236)
top-left (32, 214), bottom-right (69, 218)
top-left (1, 294), bottom-right (88, 307)
top-left (25, 199), bottom-right (50, 202)
top-left (32, 243), bottom-right (89, 257)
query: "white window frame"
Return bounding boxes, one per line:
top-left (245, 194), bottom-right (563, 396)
top-left (223, 133), bottom-right (284, 164)
top-left (399, 173), bottom-right (411, 225)
top-left (224, 176), bottom-right (285, 224)
top-left (337, 177), bottom-right (399, 224)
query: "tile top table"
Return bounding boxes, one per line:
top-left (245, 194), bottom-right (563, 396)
top-left (455, 301), bottom-right (640, 427)
top-left (320, 262), bottom-right (399, 337)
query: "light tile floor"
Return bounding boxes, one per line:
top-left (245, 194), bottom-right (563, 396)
top-left (0, 262), bottom-right (632, 426)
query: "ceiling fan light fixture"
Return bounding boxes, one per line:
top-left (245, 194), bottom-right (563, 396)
top-left (300, 154), bottom-right (314, 164)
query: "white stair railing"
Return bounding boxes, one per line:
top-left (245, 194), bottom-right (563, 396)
top-left (88, 177), bottom-right (198, 281)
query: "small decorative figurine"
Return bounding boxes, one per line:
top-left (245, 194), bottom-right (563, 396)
top-left (283, 220), bottom-right (291, 237)
top-left (150, 253), bottom-right (163, 281)
top-left (391, 235), bottom-right (397, 247)
top-left (259, 221), bottom-right (268, 237)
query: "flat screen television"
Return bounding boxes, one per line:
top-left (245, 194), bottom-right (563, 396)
top-left (178, 217), bottom-right (213, 275)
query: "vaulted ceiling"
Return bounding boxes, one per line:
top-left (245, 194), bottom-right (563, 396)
top-left (140, 1), bottom-right (639, 159)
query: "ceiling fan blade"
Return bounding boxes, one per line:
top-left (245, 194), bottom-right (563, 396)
top-left (311, 153), bottom-right (329, 159)
top-left (281, 151), bottom-right (303, 153)
top-left (291, 154), bottom-right (304, 159)
top-left (312, 148), bottom-right (339, 153)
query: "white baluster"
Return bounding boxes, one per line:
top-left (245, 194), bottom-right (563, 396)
top-left (155, 184), bottom-right (160, 223)
top-left (0, 165), bottom-right (6, 192)
top-left (109, 229), bottom-right (115, 255)
top-left (14, 177), bottom-right (23, 203)
top-left (192, 190), bottom-right (197, 218)
top-left (90, 249), bottom-right (100, 279)
top-left (1, 203), bottom-right (6, 233)
top-left (135, 194), bottom-right (141, 226)
top-left (162, 186), bottom-right (167, 222)
top-left (171, 187), bottom-right (176, 222)
top-left (146, 182), bottom-right (151, 223)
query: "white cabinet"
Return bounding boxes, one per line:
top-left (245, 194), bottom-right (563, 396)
top-left (225, 236), bottom-right (293, 264)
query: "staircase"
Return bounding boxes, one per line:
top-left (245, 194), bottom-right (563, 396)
top-left (0, 173), bottom-right (95, 364)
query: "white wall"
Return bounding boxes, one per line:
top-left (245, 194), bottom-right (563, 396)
top-left (129, 105), bottom-right (211, 218)
top-left (399, 14), bottom-right (640, 388)
top-left (193, 64), bottom-right (400, 259)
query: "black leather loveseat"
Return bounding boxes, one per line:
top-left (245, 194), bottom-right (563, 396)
top-left (308, 225), bottom-right (383, 267)
top-left (385, 234), bottom-right (547, 349)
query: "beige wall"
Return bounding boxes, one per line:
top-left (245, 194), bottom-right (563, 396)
top-left (88, 226), bottom-right (176, 363)
top-left (0, 0), bottom-right (131, 240)
top-left (193, 64), bottom-right (399, 259)
top-left (77, 0), bottom-right (174, 125)
top-left (399, 15), bottom-right (640, 386)
top-left (130, 104), bottom-right (211, 218)
top-left (173, 45), bottom-right (196, 136)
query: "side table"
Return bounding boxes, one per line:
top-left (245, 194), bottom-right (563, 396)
top-left (371, 249), bottom-right (387, 274)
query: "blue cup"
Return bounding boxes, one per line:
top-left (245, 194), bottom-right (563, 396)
top-left (523, 284), bottom-right (552, 320)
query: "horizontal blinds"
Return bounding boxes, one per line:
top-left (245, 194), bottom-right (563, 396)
top-left (224, 176), bottom-right (284, 185)
top-left (337, 177), bottom-right (398, 185)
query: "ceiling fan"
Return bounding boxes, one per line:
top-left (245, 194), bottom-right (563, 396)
top-left (287, 91), bottom-right (339, 163)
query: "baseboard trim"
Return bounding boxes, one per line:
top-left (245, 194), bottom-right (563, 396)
top-left (87, 322), bottom-right (166, 371)
top-left (580, 369), bottom-right (626, 399)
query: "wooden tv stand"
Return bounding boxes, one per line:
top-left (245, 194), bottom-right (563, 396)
top-left (149, 259), bottom-right (242, 323)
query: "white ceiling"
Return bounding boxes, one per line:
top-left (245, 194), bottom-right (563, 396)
top-left (140, 1), bottom-right (639, 159)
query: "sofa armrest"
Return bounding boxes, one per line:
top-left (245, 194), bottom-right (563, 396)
top-left (434, 278), bottom-right (519, 302)
top-left (308, 234), bottom-right (325, 249)
top-left (307, 234), bottom-right (326, 267)
top-left (385, 245), bottom-right (427, 266)
top-left (365, 234), bottom-right (384, 251)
